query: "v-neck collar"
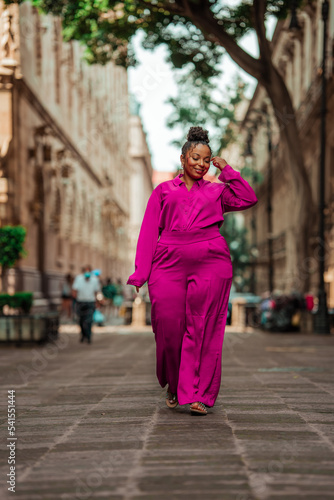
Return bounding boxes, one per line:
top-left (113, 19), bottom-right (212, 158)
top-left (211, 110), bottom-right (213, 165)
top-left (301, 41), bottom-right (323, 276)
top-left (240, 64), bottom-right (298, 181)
top-left (172, 173), bottom-right (205, 191)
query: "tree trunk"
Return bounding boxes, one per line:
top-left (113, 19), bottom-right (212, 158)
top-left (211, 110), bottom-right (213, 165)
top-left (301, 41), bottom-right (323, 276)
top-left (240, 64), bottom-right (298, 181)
top-left (261, 63), bottom-right (317, 293)
top-left (192, 8), bottom-right (317, 293)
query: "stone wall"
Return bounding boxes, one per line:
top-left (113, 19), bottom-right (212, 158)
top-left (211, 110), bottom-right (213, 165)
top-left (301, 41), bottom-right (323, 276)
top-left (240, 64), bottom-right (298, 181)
top-left (128, 114), bottom-right (153, 275)
top-left (0, 1), bottom-right (132, 307)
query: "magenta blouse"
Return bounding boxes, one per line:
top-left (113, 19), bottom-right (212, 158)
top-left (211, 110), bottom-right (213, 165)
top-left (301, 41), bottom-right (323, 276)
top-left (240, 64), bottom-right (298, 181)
top-left (127, 164), bottom-right (258, 287)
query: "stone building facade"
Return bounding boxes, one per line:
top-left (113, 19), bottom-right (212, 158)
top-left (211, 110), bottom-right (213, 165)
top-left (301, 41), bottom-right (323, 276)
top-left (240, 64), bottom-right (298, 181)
top-left (235, 0), bottom-right (334, 301)
top-left (128, 110), bottom-right (154, 275)
top-left (0, 1), bottom-right (131, 308)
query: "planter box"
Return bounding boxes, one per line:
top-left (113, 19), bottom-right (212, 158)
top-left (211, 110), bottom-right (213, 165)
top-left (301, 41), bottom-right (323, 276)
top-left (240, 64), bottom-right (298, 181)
top-left (0, 313), bottom-right (59, 343)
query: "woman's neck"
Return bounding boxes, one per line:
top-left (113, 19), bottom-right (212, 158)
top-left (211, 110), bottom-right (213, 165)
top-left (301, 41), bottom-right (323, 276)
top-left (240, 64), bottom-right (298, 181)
top-left (181, 171), bottom-right (195, 191)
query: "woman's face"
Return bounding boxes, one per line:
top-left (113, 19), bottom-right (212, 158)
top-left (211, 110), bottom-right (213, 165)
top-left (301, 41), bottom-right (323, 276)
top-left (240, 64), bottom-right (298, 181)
top-left (181, 144), bottom-right (211, 180)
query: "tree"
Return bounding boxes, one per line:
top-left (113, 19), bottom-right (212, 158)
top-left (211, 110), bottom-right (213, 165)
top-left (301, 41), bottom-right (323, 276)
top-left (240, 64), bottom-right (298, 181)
top-left (221, 213), bottom-right (253, 293)
top-left (0, 226), bottom-right (27, 292)
top-left (166, 73), bottom-right (249, 156)
top-left (5, 0), bottom-right (316, 291)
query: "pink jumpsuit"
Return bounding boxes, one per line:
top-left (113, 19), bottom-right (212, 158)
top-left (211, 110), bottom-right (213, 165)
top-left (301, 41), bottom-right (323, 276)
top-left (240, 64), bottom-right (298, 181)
top-left (127, 164), bottom-right (258, 407)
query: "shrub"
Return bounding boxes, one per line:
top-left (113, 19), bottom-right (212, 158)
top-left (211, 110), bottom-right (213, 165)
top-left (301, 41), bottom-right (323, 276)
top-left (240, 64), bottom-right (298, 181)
top-left (0, 226), bottom-right (27, 267)
top-left (0, 292), bottom-right (33, 315)
top-left (0, 226), bottom-right (28, 293)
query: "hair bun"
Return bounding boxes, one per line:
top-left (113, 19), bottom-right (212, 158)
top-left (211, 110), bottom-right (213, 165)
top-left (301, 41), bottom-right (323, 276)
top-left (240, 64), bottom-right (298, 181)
top-left (187, 126), bottom-right (209, 144)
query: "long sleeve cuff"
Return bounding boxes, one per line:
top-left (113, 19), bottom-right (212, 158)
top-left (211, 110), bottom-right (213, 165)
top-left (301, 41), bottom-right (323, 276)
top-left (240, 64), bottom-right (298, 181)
top-left (218, 164), bottom-right (258, 212)
top-left (126, 276), bottom-right (146, 287)
top-left (126, 188), bottom-right (162, 289)
top-left (218, 164), bottom-right (240, 182)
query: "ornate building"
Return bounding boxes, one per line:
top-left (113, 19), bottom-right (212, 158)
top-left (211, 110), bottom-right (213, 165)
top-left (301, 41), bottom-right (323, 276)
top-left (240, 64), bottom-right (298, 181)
top-left (238, 0), bottom-right (334, 300)
top-left (128, 104), bottom-right (154, 274)
top-left (0, 1), bottom-right (131, 309)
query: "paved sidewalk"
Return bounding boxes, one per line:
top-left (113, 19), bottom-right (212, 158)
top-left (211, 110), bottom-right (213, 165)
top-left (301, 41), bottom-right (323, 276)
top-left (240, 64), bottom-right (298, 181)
top-left (1, 326), bottom-right (334, 499)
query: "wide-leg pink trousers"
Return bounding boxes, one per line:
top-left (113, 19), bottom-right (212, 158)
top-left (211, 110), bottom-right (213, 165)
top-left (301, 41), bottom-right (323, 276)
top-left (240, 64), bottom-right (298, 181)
top-left (148, 226), bottom-right (233, 407)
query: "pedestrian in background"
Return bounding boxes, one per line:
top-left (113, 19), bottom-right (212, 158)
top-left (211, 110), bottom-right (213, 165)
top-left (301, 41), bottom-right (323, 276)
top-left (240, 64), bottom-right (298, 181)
top-left (60, 273), bottom-right (73, 321)
top-left (102, 278), bottom-right (117, 321)
top-left (72, 265), bottom-right (101, 344)
top-left (113, 278), bottom-right (124, 317)
top-left (127, 126), bottom-right (258, 415)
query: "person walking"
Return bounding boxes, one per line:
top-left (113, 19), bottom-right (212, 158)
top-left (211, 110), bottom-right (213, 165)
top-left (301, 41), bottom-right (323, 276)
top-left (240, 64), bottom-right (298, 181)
top-left (60, 273), bottom-right (73, 321)
top-left (127, 127), bottom-right (258, 415)
top-left (102, 278), bottom-right (117, 321)
top-left (113, 278), bottom-right (124, 317)
top-left (72, 265), bottom-right (101, 344)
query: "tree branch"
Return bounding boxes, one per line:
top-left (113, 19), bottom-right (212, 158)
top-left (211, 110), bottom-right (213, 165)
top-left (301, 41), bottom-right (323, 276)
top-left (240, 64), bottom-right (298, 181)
top-left (253, 0), bottom-right (272, 62)
top-left (176, 0), bottom-right (211, 18)
top-left (135, 0), bottom-right (184, 15)
top-left (177, 0), bottom-right (193, 17)
top-left (184, 2), bottom-right (265, 81)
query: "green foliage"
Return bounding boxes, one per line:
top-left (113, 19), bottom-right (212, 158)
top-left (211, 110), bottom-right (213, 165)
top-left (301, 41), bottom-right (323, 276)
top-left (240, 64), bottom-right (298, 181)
top-left (240, 165), bottom-right (264, 186)
top-left (0, 292), bottom-right (33, 314)
top-left (102, 283), bottom-right (117, 299)
top-left (0, 226), bottom-right (27, 268)
top-left (3, 0), bottom-right (302, 158)
top-left (4, 0), bottom-right (302, 66)
top-left (167, 73), bottom-right (248, 156)
top-left (5, 0), bottom-right (291, 164)
top-left (221, 214), bottom-right (252, 292)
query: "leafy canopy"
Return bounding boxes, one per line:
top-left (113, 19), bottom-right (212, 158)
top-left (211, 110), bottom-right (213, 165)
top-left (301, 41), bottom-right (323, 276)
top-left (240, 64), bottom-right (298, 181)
top-left (4, 0), bottom-right (303, 67)
top-left (4, 0), bottom-right (303, 156)
top-left (167, 73), bottom-right (249, 160)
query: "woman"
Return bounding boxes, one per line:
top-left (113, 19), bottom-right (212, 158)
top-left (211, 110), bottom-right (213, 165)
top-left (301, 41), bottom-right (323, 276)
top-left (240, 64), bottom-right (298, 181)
top-left (61, 273), bottom-right (73, 321)
top-left (127, 127), bottom-right (258, 415)
top-left (113, 278), bottom-right (124, 317)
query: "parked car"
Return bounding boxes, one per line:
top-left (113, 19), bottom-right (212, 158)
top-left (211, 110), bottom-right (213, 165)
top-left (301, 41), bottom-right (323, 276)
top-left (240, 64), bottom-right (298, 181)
top-left (258, 293), bottom-right (305, 332)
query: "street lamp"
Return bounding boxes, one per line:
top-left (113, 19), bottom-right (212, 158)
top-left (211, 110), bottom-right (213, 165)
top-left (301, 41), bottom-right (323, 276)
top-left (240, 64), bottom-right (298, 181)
top-left (314, 0), bottom-right (331, 334)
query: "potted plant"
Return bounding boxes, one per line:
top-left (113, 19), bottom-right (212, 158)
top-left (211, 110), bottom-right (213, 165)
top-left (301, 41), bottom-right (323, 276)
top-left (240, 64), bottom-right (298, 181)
top-left (0, 225), bottom-right (27, 294)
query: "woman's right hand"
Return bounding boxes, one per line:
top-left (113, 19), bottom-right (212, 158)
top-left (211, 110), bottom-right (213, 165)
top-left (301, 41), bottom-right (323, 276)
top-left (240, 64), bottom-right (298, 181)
top-left (211, 156), bottom-right (228, 171)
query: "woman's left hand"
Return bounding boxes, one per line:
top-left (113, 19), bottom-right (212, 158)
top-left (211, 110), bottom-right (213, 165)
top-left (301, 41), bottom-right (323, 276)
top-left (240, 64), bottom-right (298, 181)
top-left (211, 157), bottom-right (228, 171)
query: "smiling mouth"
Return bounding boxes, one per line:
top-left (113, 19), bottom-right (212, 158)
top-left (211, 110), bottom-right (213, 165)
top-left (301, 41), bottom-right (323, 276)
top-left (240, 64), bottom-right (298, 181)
top-left (194, 168), bottom-right (204, 174)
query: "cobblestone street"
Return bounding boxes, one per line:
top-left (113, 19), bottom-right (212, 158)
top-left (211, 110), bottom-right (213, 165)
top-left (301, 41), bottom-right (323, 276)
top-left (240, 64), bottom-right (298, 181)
top-left (1, 326), bottom-right (334, 499)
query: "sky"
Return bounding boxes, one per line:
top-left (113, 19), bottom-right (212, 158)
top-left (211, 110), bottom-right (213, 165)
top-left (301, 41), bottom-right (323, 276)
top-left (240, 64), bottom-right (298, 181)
top-left (128, 9), bottom-right (277, 173)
